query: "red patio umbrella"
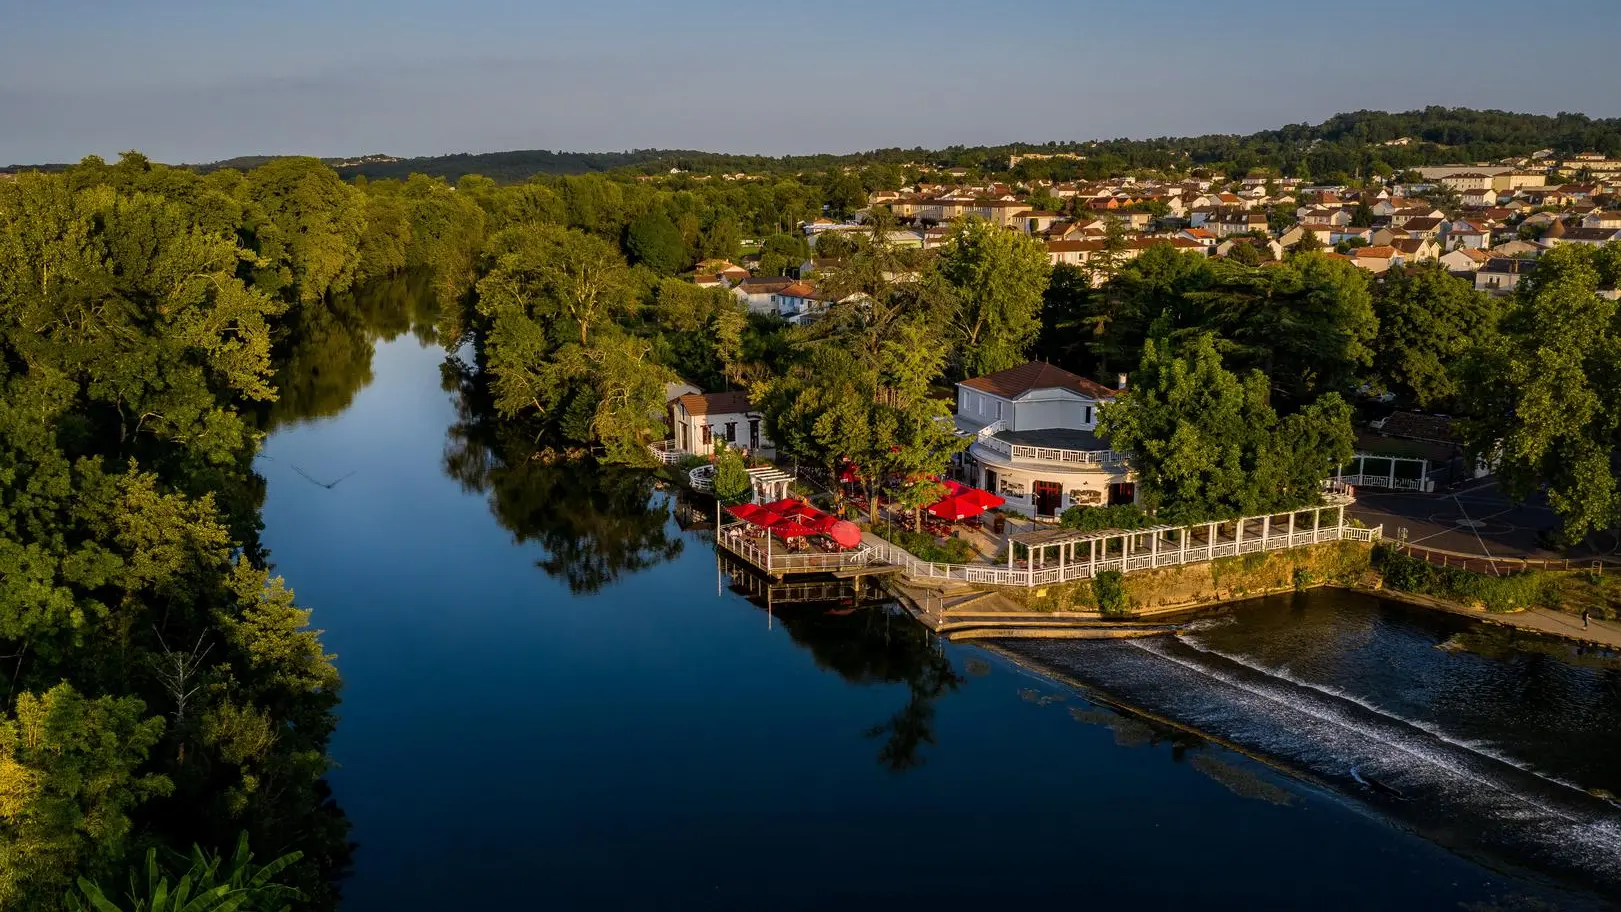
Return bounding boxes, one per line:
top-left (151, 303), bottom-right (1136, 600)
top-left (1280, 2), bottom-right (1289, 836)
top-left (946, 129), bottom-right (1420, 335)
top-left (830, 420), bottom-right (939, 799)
top-left (768, 519), bottom-right (818, 539)
top-left (726, 503), bottom-right (781, 526)
top-left (957, 487), bottom-right (1005, 510)
top-left (925, 495), bottom-right (987, 522)
top-left (761, 498), bottom-right (805, 514)
top-left (823, 519), bottom-right (863, 549)
top-left (776, 501), bottom-right (827, 522)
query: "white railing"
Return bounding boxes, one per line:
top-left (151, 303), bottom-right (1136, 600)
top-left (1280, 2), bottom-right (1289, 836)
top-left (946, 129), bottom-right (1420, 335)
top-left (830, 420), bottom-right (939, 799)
top-left (688, 464), bottom-right (715, 493)
top-left (649, 440), bottom-right (681, 465)
top-left (860, 518), bottom-right (1383, 589)
top-left (1337, 473), bottom-right (1430, 492)
top-left (970, 421), bottom-right (1126, 468)
top-left (717, 522), bottom-right (874, 574)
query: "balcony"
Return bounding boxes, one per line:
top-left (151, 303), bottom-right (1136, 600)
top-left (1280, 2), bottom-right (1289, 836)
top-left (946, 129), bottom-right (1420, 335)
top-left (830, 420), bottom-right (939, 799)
top-left (968, 421), bottom-right (1128, 470)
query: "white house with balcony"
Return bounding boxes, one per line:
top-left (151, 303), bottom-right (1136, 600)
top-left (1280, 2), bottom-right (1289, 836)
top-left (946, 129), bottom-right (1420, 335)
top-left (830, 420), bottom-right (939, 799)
top-left (955, 362), bottom-right (1135, 518)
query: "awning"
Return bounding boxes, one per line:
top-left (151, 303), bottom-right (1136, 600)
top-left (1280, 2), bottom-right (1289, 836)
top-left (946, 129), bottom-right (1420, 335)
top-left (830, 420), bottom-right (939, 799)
top-left (726, 503), bottom-right (781, 526)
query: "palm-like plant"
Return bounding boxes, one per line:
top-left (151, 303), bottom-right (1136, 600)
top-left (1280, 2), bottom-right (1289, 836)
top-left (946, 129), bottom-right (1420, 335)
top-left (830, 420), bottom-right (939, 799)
top-left (70, 833), bottom-right (302, 912)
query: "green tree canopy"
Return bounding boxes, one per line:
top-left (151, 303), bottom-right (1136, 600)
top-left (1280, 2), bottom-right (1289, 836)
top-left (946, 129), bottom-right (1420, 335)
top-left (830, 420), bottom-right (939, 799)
top-left (1460, 245), bottom-right (1621, 543)
top-left (1372, 263), bottom-right (1498, 409)
top-left (1099, 333), bottom-right (1354, 523)
top-left (938, 216), bottom-right (1051, 377)
top-left (624, 210), bottom-right (688, 275)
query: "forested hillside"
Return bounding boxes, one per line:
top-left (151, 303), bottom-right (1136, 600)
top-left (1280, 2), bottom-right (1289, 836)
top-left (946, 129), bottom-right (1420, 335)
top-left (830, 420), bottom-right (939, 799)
top-left (335, 107), bottom-right (1621, 183)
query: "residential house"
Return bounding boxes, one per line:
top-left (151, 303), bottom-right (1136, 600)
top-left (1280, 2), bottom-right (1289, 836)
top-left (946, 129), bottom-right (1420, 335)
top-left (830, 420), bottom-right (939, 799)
top-left (1442, 220), bottom-right (1492, 250)
top-left (670, 391), bottom-right (774, 458)
top-left (1581, 211), bottom-right (1621, 229)
top-left (1044, 237), bottom-right (1205, 276)
top-left (1300, 207), bottom-right (1351, 226)
top-left (1392, 237), bottom-right (1441, 262)
top-left (1440, 247), bottom-right (1492, 272)
top-left (1460, 188), bottom-right (1499, 208)
top-left (1016, 210), bottom-right (1062, 234)
top-left (731, 276), bottom-right (796, 315)
top-left (1390, 207), bottom-right (1445, 227)
top-left (1439, 172), bottom-right (1494, 192)
top-left (1546, 226), bottom-right (1621, 248)
top-left (1329, 225), bottom-right (1375, 246)
top-left (1209, 209), bottom-right (1269, 237)
top-left (955, 362), bottom-right (1134, 517)
top-left (1474, 258), bottom-right (1537, 296)
top-left (1177, 226), bottom-right (1218, 248)
top-left (770, 281), bottom-right (838, 325)
top-left (1349, 246), bottom-right (1400, 274)
top-left (1487, 239), bottom-right (1541, 258)
top-left (1400, 217), bottom-right (1446, 241)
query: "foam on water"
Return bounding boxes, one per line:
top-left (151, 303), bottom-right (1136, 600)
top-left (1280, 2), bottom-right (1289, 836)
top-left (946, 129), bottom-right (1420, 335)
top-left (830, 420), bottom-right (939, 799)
top-left (1005, 635), bottom-right (1621, 895)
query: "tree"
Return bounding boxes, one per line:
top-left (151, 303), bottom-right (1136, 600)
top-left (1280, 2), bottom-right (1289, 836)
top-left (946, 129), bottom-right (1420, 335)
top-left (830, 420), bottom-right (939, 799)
top-left (1098, 333), bottom-right (1354, 522)
top-left (1459, 245), bottom-right (1621, 544)
top-left (1372, 263), bottom-right (1498, 408)
top-left (237, 157), bottom-right (367, 304)
top-left (938, 216), bottom-right (1051, 377)
top-left (1188, 252), bottom-right (1377, 405)
top-left (823, 171), bottom-right (867, 219)
top-left (624, 210), bottom-right (688, 275)
top-left (711, 443), bottom-right (752, 505)
top-left (0, 685), bottom-right (171, 905)
top-left (479, 225), bottom-right (632, 349)
top-left (70, 832), bottom-right (303, 912)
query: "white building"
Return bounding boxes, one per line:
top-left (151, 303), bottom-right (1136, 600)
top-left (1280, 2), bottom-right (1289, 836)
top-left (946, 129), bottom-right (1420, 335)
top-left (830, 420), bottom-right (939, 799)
top-left (955, 362), bottom-right (1135, 518)
top-left (670, 391), bottom-right (774, 458)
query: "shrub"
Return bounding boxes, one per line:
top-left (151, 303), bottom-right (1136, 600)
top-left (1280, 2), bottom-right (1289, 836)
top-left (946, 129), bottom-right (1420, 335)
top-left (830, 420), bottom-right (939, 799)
top-left (1093, 570), bottom-right (1131, 617)
top-left (712, 445), bottom-right (752, 505)
top-left (1375, 545), bottom-right (1550, 612)
top-left (873, 524), bottom-right (976, 564)
top-left (1061, 504), bottom-right (1150, 531)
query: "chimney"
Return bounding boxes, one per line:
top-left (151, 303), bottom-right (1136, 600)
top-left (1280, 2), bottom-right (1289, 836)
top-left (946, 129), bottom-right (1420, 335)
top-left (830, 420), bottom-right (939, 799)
top-left (1116, 372), bottom-right (1129, 390)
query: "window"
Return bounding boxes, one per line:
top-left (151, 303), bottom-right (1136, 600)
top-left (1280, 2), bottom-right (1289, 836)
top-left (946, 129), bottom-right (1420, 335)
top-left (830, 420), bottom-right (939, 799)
top-left (701, 425), bottom-right (711, 446)
top-left (1084, 406), bottom-right (1093, 426)
top-left (725, 422), bottom-right (736, 443)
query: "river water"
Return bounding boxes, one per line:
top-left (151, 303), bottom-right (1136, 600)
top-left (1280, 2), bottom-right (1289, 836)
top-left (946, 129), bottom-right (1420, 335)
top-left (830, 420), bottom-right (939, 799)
top-left (257, 304), bottom-right (1621, 909)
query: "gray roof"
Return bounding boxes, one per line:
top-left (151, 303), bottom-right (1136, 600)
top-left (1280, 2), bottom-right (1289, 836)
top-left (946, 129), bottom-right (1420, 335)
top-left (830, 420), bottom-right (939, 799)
top-left (994, 427), bottom-right (1109, 450)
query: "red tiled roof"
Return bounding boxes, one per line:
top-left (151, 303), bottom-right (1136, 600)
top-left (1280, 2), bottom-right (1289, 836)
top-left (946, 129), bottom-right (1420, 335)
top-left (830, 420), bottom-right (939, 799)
top-left (959, 361), bottom-right (1120, 400)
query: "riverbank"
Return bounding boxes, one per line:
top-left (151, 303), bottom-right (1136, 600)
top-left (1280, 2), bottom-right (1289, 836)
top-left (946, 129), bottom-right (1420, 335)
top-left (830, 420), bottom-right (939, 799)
top-left (1366, 586), bottom-right (1621, 651)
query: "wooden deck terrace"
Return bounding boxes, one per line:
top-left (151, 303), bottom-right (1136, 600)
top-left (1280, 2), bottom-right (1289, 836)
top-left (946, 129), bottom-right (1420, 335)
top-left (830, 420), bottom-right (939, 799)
top-left (716, 520), bottom-right (875, 577)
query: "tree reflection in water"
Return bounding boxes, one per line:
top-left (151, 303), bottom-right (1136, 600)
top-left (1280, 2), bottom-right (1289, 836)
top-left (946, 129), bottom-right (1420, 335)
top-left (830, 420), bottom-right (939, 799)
top-left (722, 559), bottom-right (963, 772)
top-left (441, 356), bottom-right (683, 594)
top-left (267, 271), bottom-right (442, 429)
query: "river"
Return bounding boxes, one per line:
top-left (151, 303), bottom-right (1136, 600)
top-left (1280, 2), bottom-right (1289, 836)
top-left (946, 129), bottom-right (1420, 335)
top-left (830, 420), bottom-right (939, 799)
top-left (256, 293), bottom-right (1621, 910)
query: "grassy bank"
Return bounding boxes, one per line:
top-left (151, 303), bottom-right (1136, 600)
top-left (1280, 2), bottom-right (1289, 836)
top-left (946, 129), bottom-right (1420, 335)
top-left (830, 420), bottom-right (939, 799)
top-left (1374, 545), bottom-right (1620, 619)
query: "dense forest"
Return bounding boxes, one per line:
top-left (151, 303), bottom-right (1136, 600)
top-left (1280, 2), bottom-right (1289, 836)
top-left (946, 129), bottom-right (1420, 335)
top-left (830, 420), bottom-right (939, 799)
top-left (3, 127), bottom-right (1620, 906)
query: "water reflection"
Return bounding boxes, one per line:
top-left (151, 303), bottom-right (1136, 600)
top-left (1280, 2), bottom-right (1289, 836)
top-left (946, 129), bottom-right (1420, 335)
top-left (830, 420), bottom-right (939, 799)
top-left (268, 272), bottom-right (441, 428)
top-left (441, 357), bottom-right (684, 593)
top-left (718, 554), bottom-right (962, 772)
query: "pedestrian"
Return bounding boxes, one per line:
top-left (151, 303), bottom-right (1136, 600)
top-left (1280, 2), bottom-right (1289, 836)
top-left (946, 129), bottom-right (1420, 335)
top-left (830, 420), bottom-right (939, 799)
top-left (1582, 609), bottom-right (1591, 630)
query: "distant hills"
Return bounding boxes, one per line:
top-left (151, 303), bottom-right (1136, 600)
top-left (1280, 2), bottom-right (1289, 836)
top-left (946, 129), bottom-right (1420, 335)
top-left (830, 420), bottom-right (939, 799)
top-left (8, 107), bottom-right (1621, 183)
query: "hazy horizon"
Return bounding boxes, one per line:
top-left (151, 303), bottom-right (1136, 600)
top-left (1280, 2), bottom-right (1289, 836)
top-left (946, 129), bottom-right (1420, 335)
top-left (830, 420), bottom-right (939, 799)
top-left (7, 0), bottom-right (1621, 166)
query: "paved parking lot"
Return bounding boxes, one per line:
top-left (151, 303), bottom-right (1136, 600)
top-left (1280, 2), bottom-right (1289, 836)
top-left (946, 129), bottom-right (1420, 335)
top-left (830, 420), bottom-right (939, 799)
top-left (1346, 480), bottom-right (1578, 560)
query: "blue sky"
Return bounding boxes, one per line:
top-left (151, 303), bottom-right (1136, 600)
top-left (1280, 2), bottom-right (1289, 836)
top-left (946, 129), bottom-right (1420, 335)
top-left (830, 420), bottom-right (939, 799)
top-left (5, 0), bottom-right (1620, 165)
